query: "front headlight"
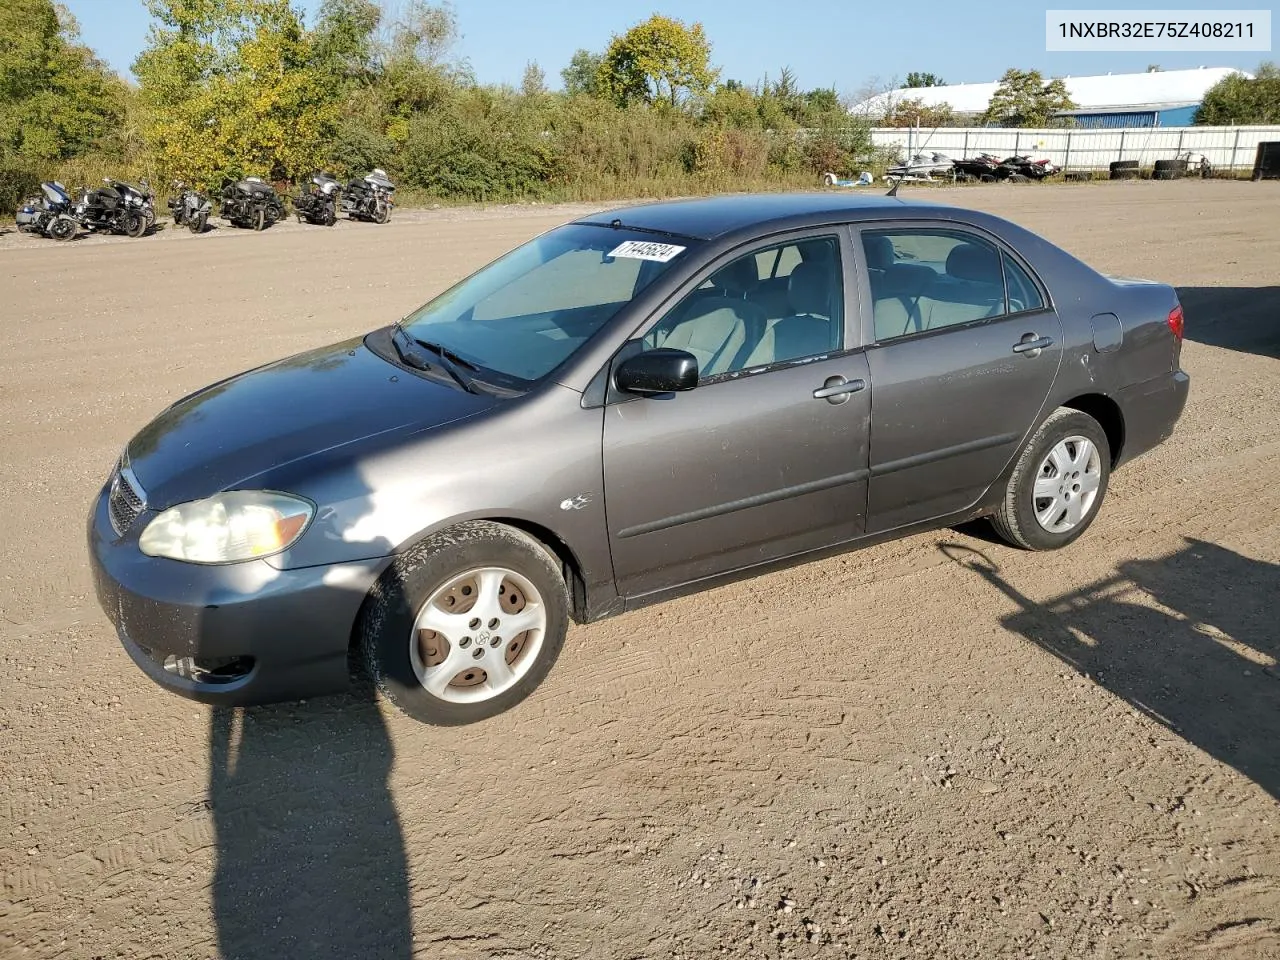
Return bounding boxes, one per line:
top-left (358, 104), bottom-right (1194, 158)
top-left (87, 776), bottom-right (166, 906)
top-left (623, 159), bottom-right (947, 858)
top-left (139, 491), bottom-right (314, 564)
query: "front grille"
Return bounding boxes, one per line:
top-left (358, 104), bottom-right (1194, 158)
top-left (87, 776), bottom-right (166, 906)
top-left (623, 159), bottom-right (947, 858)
top-left (108, 462), bottom-right (146, 536)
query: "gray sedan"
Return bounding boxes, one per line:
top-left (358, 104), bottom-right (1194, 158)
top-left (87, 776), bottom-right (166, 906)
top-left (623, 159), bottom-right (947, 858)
top-left (87, 193), bottom-right (1190, 725)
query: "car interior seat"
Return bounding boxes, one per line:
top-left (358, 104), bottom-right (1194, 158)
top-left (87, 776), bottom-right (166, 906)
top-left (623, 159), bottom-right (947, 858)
top-left (743, 261), bottom-right (840, 367)
top-left (915, 243), bottom-right (1006, 330)
top-left (871, 242), bottom-right (1005, 340)
top-left (651, 257), bottom-right (768, 377)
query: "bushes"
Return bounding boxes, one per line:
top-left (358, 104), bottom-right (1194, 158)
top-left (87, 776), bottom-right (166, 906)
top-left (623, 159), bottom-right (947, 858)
top-left (0, 164), bottom-right (41, 216)
top-left (401, 89), bottom-right (561, 200)
top-left (687, 127), bottom-right (770, 179)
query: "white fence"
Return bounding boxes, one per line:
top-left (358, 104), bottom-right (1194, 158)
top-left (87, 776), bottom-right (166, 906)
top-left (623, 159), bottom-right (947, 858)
top-left (870, 125), bottom-right (1280, 172)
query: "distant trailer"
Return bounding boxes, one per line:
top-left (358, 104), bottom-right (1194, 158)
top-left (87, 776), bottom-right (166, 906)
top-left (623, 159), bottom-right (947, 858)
top-left (1253, 142), bottom-right (1280, 181)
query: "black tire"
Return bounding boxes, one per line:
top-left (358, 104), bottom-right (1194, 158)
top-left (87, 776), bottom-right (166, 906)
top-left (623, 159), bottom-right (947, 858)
top-left (980, 174), bottom-right (996, 183)
top-left (990, 408), bottom-right (1111, 551)
top-left (252, 206), bottom-right (266, 231)
top-left (373, 200), bottom-right (390, 224)
top-left (190, 211), bottom-right (207, 234)
top-left (123, 212), bottom-right (146, 238)
top-left (1160, 159), bottom-right (1189, 180)
top-left (359, 521), bottom-right (570, 726)
top-left (49, 216), bottom-right (77, 241)
top-left (1110, 160), bottom-right (1140, 180)
top-left (1006, 173), bottom-right (1030, 183)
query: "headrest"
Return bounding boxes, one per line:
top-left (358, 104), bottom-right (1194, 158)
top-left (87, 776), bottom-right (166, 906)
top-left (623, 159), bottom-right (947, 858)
top-left (864, 235), bottom-right (894, 270)
top-left (711, 256), bottom-right (758, 296)
top-left (946, 243), bottom-right (1002, 284)
top-left (788, 261), bottom-right (833, 317)
top-left (800, 241), bottom-right (836, 266)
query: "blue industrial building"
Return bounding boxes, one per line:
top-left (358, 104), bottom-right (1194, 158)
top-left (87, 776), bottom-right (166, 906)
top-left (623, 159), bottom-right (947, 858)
top-left (1056, 104), bottom-right (1202, 129)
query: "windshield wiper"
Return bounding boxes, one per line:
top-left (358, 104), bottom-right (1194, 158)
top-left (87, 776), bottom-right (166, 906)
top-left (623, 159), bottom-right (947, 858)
top-left (392, 323), bottom-right (477, 394)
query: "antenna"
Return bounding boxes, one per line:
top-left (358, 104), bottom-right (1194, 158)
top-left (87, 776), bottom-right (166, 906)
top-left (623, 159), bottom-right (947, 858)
top-left (886, 177), bottom-right (901, 197)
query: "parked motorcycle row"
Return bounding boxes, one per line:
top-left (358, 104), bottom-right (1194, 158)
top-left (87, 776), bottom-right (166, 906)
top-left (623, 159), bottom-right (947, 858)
top-left (15, 169), bottom-right (396, 242)
top-left (16, 178), bottom-right (156, 241)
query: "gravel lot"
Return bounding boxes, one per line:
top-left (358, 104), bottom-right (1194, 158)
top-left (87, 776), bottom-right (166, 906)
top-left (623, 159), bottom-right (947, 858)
top-left (1, 179), bottom-right (1278, 960)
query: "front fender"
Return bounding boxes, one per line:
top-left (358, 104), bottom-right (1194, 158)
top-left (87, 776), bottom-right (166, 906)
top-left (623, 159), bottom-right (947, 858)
top-left (264, 384), bottom-right (614, 597)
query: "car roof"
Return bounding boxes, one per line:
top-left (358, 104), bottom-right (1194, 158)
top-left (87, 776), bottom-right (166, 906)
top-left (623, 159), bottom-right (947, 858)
top-left (574, 192), bottom-right (967, 241)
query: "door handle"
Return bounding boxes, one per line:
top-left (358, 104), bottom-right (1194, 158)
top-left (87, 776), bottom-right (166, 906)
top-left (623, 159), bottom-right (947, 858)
top-left (1012, 335), bottom-right (1054, 355)
top-left (812, 376), bottom-right (866, 403)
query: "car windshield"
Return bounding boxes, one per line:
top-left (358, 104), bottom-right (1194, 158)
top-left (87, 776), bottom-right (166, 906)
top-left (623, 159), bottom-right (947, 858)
top-left (399, 223), bottom-right (696, 385)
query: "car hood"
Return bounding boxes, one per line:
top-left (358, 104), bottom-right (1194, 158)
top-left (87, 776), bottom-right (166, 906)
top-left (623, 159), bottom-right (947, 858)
top-left (123, 335), bottom-right (497, 508)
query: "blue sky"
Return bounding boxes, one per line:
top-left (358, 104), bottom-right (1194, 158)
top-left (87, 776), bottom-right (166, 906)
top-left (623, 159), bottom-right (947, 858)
top-left (63, 0), bottom-right (1267, 96)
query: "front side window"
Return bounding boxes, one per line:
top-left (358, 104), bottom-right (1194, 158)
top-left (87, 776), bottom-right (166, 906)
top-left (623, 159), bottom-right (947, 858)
top-left (642, 236), bottom-right (844, 380)
top-left (865, 229), bottom-right (1016, 341)
top-left (401, 224), bottom-right (696, 384)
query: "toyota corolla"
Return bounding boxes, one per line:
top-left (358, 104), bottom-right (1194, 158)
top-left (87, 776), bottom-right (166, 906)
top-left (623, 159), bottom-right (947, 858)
top-left (88, 193), bottom-right (1190, 726)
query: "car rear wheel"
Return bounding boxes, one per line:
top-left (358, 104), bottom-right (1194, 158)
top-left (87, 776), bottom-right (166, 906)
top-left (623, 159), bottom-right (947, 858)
top-left (359, 521), bottom-right (569, 725)
top-left (990, 408), bottom-right (1111, 551)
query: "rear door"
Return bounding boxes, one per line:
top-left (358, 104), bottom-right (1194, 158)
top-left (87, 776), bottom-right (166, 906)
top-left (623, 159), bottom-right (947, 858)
top-left (856, 224), bottom-right (1064, 533)
top-left (601, 230), bottom-right (872, 599)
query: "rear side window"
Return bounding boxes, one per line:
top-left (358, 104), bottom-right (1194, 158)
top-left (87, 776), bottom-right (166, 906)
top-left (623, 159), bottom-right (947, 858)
top-left (1002, 252), bottom-right (1045, 313)
top-left (863, 228), bottom-right (1045, 342)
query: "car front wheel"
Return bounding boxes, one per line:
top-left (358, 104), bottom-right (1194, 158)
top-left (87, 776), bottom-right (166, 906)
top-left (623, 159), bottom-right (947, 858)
top-left (991, 407), bottom-right (1111, 551)
top-left (359, 521), bottom-right (569, 725)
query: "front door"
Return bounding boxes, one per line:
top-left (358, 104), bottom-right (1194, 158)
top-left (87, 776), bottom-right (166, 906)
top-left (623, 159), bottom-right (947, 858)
top-left (858, 226), bottom-right (1064, 533)
top-left (602, 232), bottom-right (872, 598)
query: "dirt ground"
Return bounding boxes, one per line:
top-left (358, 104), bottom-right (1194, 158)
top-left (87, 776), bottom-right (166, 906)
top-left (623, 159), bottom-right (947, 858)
top-left (1, 179), bottom-right (1278, 960)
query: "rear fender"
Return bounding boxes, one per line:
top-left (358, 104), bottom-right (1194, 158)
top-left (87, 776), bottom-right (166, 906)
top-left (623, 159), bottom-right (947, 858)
top-left (1099, 277), bottom-right (1182, 384)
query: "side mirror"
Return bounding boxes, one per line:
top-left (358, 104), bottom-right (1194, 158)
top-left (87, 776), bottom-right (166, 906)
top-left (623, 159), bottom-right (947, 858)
top-left (614, 348), bottom-right (699, 396)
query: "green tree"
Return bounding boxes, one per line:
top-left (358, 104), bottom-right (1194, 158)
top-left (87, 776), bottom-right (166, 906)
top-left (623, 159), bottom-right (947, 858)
top-left (982, 68), bottom-right (1075, 126)
top-left (521, 60), bottom-right (546, 98)
top-left (596, 14), bottom-right (719, 109)
top-left (905, 72), bottom-right (945, 88)
top-left (561, 48), bottom-right (603, 97)
top-left (881, 96), bottom-right (955, 128)
top-left (1195, 63), bottom-right (1280, 124)
top-left (0, 0), bottom-right (125, 163)
top-left (133, 0), bottom-right (338, 187)
top-left (312, 0), bottom-right (381, 86)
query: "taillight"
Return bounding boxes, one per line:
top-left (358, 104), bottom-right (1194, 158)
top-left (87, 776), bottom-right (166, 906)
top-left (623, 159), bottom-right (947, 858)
top-left (1167, 304), bottom-right (1184, 341)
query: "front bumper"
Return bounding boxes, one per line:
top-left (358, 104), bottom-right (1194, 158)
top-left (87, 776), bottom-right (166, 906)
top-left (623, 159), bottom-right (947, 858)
top-left (1115, 368), bottom-right (1191, 468)
top-left (87, 482), bottom-right (386, 707)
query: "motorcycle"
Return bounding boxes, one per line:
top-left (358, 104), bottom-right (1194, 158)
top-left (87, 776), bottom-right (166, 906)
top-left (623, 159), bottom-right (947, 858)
top-left (219, 176), bottom-right (286, 231)
top-left (951, 153), bottom-right (1005, 183)
top-left (109, 179), bottom-right (157, 230)
top-left (167, 181), bottom-right (212, 234)
top-left (71, 178), bottom-right (149, 237)
top-left (341, 168), bottom-right (395, 223)
top-left (293, 171), bottom-right (342, 226)
top-left (997, 155), bottom-right (1060, 182)
top-left (15, 181), bottom-right (79, 241)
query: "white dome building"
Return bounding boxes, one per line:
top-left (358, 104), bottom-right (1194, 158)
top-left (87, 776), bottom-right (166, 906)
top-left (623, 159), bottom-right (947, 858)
top-left (853, 66), bottom-right (1254, 127)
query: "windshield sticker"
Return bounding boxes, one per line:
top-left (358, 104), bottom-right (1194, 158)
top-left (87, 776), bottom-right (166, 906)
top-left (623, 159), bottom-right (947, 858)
top-left (607, 240), bottom-right (687, 262)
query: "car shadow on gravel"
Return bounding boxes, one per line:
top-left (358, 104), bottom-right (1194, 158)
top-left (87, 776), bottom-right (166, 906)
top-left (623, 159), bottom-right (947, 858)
top-left (1177, 286), bottom-right (1280, 359)
top-left (941, 538), bottom-right (1280, 801)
